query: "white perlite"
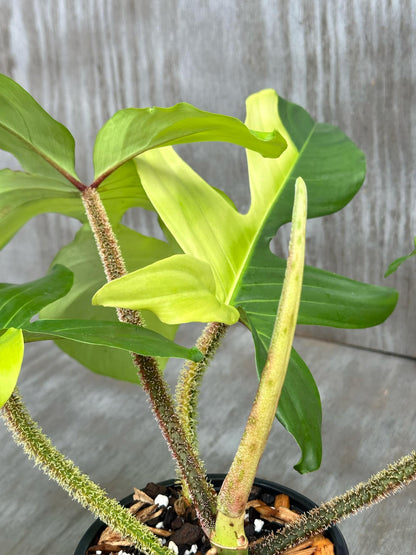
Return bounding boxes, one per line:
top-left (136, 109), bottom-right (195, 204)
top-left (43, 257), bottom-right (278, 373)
top-left (154, 493), bottom-right (169, 507)
top-left (168, 540), bottom-right (179, 554)
top-left (254, 518), bottom-right (264, 533)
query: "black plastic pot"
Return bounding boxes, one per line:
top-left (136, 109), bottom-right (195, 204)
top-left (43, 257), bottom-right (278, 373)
top-left (74, 474), bottom-right (349, 554)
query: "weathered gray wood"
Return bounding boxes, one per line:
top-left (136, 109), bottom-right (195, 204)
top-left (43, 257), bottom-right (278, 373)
top-left (0, 0), bottom-right (415, 356)
top-left (0, 3), bottom-right (415, 552)
top-left (0, 331), bottom-right (414, 553)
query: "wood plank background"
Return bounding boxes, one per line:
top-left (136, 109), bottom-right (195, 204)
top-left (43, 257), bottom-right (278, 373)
top-left (0, 2), bottom-right (415, 554)
top-left (0, 0), bottom-right (415, 356)
top-left (0, 333), bottom-right (415, 554)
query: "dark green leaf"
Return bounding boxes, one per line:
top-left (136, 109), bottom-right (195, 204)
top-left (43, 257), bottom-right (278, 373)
top-left (23, 319), bottom-right (202, 362)
top-left (238, 257), bottom-right (399, 330)
top-left (0, 265), bottom-right (73, 328)
top-left (0, 74), bottom-right (79, 184)
top-left (251, 322), bottom-right (322, 474)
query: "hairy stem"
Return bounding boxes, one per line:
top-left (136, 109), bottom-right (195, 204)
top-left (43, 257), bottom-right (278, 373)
top-left (214, 178), bottom-right (307, 540)
top-left (176, 322), bottom-right (228, 450)
top-left (1, 389), bottom-right (170, 555)
top-left (175, 322), bottom-right (228, 500)
top-left (131, 353), bottom-right (217, 532)
top-left (250, 451), bottom-right (416, 554)
top-left (82, 186), bottom-right (217, 533)
top-left (81, 187), bottom-right (142, 327)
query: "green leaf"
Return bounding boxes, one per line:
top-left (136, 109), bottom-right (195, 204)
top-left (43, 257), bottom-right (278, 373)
top-left (94, 254), bottom-right (240, 325)
top-left (0, 170), bottom-right (84, 249)
top-left (40, 223), bottom-right (180, 382)
top-left (23, 319), bottom-right (202, 362)
top-left (239, 258), bottom-right (399, 330)
top-left (116, 88), bottom-right (397, 471)
top-left (98, 160), bottom-right (154, 222)
top-left (93, 102), bottom-right (287, 183)
top-left (385, 237), bottom-right (416, 277)
top-left (0, 328), bottom-right (24, 408)
top-left (0, 74), bottom-right (79, 184)
top-left (127, 91), bottom-right (395, 328)
top-left (251, 325), bottom-right (322, 474)
top-left (0, 160), bottom-right (153, 251)
top-left (0, 265), bottom-right (73, 328)
top-left (0, 261), bottom-right (200, 369)
top-left (279, 351), bottom-right (322, 473)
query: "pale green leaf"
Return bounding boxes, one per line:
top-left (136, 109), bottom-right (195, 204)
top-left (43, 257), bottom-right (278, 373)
top-left (128, 88), bottom-right (397, 471)
top-left (40, 223), bottom-right (180, 382)
top-left (0, 328), bottom-right (24, 408)
top-left (98, 160), bottom-right (154, 222)
top-left (0, 160), bottom-right (154, 251)
top-left (0, 74), bottom-right (79, 184)
top-left (93, 102), bottom-right (287, 182)
top-left (0, 263), bottom-right (201, 365)
top-left (0, 170), bottom-right (83, 249)
top-left (94, 254), bottom-right (240, 325)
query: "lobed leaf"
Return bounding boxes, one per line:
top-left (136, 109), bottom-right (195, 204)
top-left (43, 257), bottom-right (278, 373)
top-left (93, 102), bottom-right (287, 183)
top-left (0, 263), bottom-right (201, 376)
top-left (97, 89), bottom-right (397, 472)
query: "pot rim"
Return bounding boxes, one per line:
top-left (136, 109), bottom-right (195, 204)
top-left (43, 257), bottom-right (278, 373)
top-left (74, 474), bottom-right (349, 554)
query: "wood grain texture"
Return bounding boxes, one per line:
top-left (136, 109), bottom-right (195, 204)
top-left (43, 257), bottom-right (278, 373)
top-left (0, 0), bottom-right (415, 356)
top-left (0, 6), bottom-right (415, 552)
top-left (0, 330), bottom-right (415, 553)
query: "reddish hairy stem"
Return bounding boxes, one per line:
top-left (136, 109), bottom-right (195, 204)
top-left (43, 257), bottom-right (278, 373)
top-left (81, 186), bottom-right (217, 533)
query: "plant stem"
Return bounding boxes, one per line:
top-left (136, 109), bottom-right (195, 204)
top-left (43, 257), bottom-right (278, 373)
top-left (131, 351), bottom-right (217, 532)
top-left (175, 322), bottom-right (227, 500)
top-left (81, 186), bottom-right (142, 327)
top-left (250, 451), bottom-right (416, 554)
top-left (176, 322), bottom-right (228, 450)
top-left (1, 389), bottom-right (170, 555)
top-left (214, 178), bottom-right (307, 542)
top-left (81, 186), bottom-right (217, 533)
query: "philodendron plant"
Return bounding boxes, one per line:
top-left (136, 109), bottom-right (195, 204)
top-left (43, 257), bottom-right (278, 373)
top-left (0, 73), bottom-right (415, 554)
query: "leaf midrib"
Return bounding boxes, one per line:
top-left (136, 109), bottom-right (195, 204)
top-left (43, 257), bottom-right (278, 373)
top-left (226, 122), bottom-right (317, 307)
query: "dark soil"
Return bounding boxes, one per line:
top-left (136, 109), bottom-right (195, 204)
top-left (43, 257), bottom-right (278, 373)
top-left (86, 481), bottom-right (332, 555)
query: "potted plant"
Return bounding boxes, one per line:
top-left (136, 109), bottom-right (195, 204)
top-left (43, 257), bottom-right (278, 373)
top-left (0, 74), bottom-right (414, 554)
